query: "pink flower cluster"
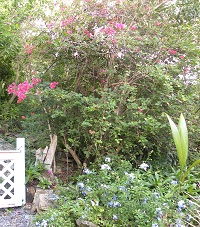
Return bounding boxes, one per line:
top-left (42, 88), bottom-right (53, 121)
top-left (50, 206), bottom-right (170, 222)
top-left (115, 23), bottom-right (126, 30)
top-left (104, 26), bottom-right (116, 35)
top-left (61, 16), bottom-right (74, 27)
top-left (24, 44), bottom-right (34, 55)
top-left (8, 78), bottom-right (41, 103)
top-left (50, 82), bottom-right (59, 89)
top-left (85, 29), bottom-right (93, 38)
top-left (168, 49), bottom-right (177, 55)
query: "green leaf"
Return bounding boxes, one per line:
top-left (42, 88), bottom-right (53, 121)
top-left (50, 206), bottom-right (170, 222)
top-left (178, 113), bottom-right (188, 166)
top-left (182, 159), bottom-right (200, 183)
top-left (166, 114), bottom-right (187, 170)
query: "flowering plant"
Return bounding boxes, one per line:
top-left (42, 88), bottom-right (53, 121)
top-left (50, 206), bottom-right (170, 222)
top-left (167, 113), bottom-right (200, 183)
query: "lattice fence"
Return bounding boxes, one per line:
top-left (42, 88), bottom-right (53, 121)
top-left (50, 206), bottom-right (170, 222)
top-left (0, 138), bottom-right (26, 208)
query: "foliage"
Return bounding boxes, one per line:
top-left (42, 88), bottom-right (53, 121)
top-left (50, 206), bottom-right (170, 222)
top-left (32, 158), bottom-right (200, 227)
top-left (3, 0), bottom-right (198, 166)
top-left (167, 113), bottom-right (200, 183)
top-left (25, 161), bottom-right (46, 184)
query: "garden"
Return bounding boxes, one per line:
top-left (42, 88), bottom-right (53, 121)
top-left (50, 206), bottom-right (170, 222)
top-left (0, 0), bottom-right (199, 226)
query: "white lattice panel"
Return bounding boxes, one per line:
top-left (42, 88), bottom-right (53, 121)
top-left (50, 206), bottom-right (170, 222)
top-left (0, 138), bottom-right (25, 208)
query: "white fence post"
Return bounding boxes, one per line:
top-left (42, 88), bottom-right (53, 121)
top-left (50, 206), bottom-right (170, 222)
top-left (0, 138), bottom-right (26, 208)
top-left (16, 138), bottom-right (26, 206)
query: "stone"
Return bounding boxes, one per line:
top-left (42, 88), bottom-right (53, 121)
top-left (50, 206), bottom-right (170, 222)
top-left (0, 138), bottom-right (14, 150)
top-left (26, 186), bottom-right (35, 203)
top-left (76, 218), bottom-right (98, 227)
top-left (31, 188), bottom-right (56, 214)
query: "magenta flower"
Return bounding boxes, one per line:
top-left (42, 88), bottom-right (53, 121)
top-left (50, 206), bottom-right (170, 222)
top-left (115, 23), bottom-right (126, 30)
top-left (104, 26), bottom-right (115, 35)
top-left (130, 25), bottom-right (136, 31)
top-left (168, 49), bottom-right (177, 55)
top-left (32, 78), bottom-right (42, 86)
top-left (50, 82), bottom-right (59, 89)
top-left (155, 21), bottom-right (161, 26)
top-left (21, 116), bottom-right (26, 119)
top-left (24, 44), bottom-right (34, 55)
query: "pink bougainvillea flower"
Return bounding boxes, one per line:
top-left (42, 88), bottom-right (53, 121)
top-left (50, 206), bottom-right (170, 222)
top-left (24, 44), bottom-right (34, 55)
top-left (31, 112), bottom-right (35, 115)
top-left (61, 16), bottom-right (74, 27)
top-left (50, 82), bottom-right (59, 89)
top-left (168, 49), bottom-right (177, 55)
top-left (8, 80), bottom-right (37, 103)
top-left (155, 21), bottom-right (161, 26)
top-left (46, 22), bottom-right (54, 29)
top-left (32, 78), bottom-right (42, 86)
top-left (104, 26), bottom-right (115, 35)
top-left (21, 116), bottom-right (26, 119)
top-left (85, 29), bottom-right (93, 38)
top-left (47, 169), bottom-right (52, 175)
top-left (112, 38), bottom-right (117, 44)
top-left (66, 30), bottom-right (71, 34)
top-left (179, 55), bottom-right (185, 59)
top-left (138, 109), bottom-right (143, 113)
top-left (89, 130), bottom-right (95, 134)
top-left (115, 23), bottom-right (126, 30)
top-left (130, 25), bottom-right (136, 31)
top-left (8, 82), bottom-right (16, 94)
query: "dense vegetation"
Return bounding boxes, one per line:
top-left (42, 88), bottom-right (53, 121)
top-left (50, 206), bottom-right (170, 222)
top-left (0, 0), bottom-right (199, 226)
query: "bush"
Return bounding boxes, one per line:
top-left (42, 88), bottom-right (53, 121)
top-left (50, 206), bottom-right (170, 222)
top-left (5, 0), bottom-right (199, 165)
top-left (32, 157), bottom-right (200, 227)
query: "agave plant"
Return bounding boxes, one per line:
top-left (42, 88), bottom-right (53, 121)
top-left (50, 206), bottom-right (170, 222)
top-left (166, 113), bottom-right (200, 183)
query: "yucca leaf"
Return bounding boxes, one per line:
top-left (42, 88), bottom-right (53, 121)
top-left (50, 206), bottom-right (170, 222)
top-left (166, 114), bottom-right (185, 170)
top-left (178, 113), bottom-right (188, 166)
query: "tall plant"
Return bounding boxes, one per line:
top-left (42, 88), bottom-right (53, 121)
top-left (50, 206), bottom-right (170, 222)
top-left (166, 113), bottom-right (200, 183)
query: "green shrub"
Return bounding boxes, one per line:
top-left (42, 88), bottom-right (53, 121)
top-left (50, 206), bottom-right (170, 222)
top-left (32, 158), bottom-right (200, 227)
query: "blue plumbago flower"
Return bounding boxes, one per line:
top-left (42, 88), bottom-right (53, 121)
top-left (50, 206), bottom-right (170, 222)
top-left (152, 224), bottom-right (159, 227)
top-left (113, 201), bottom-right (121, 208)
top-left (108, 201), bottom-right (114, 207)
top-left (105, 157), bottom-right (111, 163)
top-left (101, 184), bottom-right (109, 189)
top-left (153, 192), bottom-right (160, 199)
top-left (86, 186), bottom-right (93, 192)
top-left (50, 216), bottom-right (54, 221)
top-left (175, 219), bottom-right (185, 227)
top-left (177, 200), bottom-right (186, 211)
top-left (101, 164), bottom-right (111, 170)
top-left (113, 194), bottom-right (118, 200)
top-left (77, 182), bottom-right (85, 189)
top-left (35, 221), bottom-right (40, 226)
top-left (119, 186), bottom-right (127, 191)
top-left (41, 219), bottom-right (48, 227)
top-left (139, 163), bottom-right (149, 171)
top-left (124, 172), bottom-right (135, 181)
top-left (171, 180), bottom-right (178, 185)
top-left (49, 193), bottom-right (59, 201)
top-left (82, 191), bottom-right (87, 197)
top-left (82, 168), bottom-right (93, 174)
top-left (108, 200), bottom-right (121, 208)
top-left (142, 198), bottom-right (148, 204)
top-left (113, 214), bottom-right (118, 220)
top-left (156, 207), bottom-right (163, 216)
